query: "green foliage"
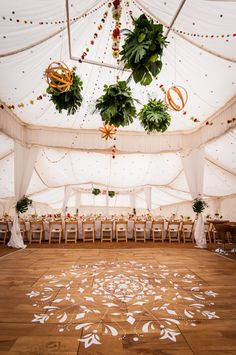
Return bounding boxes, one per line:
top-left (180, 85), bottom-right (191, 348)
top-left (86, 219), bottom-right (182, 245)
top-left (16, 195), bottom-right (32, 214)
top-left (92, 188), bottom-right (101, 196)
top-left (95, 81), bottom-right (137, 127)
top-left (120, 14), bottom-right (168, 86)
top-left (108, 191), bottom-right (115, 198)
top-left (138, 99), bottom-right (171, 132)
top-left (47, 71), bottom-right (83, 115)
top-left (192, 197), bottom-right (208, 214)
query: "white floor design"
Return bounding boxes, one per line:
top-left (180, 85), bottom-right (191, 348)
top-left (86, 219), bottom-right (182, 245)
top-left (26, 261), bottom-right (220, 349)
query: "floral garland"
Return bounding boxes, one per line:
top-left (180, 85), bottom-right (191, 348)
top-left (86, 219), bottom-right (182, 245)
top-left (111, 0), bottom-right (122, 61)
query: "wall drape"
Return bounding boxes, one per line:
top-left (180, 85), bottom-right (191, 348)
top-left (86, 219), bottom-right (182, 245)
top-left (8, 142), bottom-right (38, 249)
top-left (182, 148), bottom-right (206, 248)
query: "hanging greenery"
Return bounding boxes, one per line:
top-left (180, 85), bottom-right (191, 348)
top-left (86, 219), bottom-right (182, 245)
top-left (192, 197), bottom-right (208, 214)
top-left (46, 70), bottom-right (83, 115)
top-left (95, 81), bottom-right (137, 127)
top-left (108, 191), bottom-right (115, 198)
top-left (138, 99), bottom-right (171, 133)
top-left (92, 188), bottom-right (101, 196)
top-left (120, 14), bottom-right (168, 86)
top-left (16, 195), bottom-right (32, 214)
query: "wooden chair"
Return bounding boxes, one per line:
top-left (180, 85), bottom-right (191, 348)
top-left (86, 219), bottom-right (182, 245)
top-left (115, 220), bottom-right (128, 242)
top-left (20, 220), bottom-right (27, 243)
top-left (134, 221), bottom-right (146, 242)
top-left (101, 220), bottom-right (113, 242)
top-left (167, 221), bottom-right (181, 243)
top-left (29, 221), bottom-right (44, 244)
top-left (151, 220), bottom-right (165, 242)
top-left (204, 222), bottom-right (212, 243)
top-left (0, 222), bottom-right (9, 244)
top-left (49, 221), bottom-right (63, 244)
top-left (181, 221), bottom-right (194, 243)
top-left (65, 221), bottom-right (78, 243)
top-left (82, 220), bottom-right (95, 242)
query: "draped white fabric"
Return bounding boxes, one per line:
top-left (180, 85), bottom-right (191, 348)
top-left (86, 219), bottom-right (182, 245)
top-left (129, 193), bottom-right (136, 210)
top-left (62, 185), bottom-right (72, 213)
top-left (182, 148), bottom-right (206, 248)
top-left (144, 187), bottom-right (152, 211)
top-left (8, 142), bottom-right (38, 249)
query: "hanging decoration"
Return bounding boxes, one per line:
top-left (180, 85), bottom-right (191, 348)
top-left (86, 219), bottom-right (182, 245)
top-left (112, 144), bottom-right (117, 159)
top-left (79, 9), bottom-right (109, 62)
top-left (99, 124), bottom-right (117, 140)
top-left (46, 64), bottom-right (83, 115)
top-left (95, 81), bottom-right (137, 127)
top-left (192, 197), bottom-right (208, 214)
top-left (165, 86), bottom-right (188, 111)
top-left (138, 99), bottom-right (171, 133)
top-left (120, 14), bottom-right (168, 85)
top-left (111, 0), bottom-right (122, 60)
top-left (108, 190), bottom-right (116, 198)
top-left (92, 188), bottom-right (101, 196)
top-left (16, 195), bottom-right (32, 214)
top-left (45, 62), bottom-right (73, 93)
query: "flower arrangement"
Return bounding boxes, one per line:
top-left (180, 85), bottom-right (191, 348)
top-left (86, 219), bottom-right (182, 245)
top-left (92, 188), bottom-right (101, 196)
top-left (120, 14), bottom-right (168, 85)
top-left (95, 81), bottom-right (137, 127)
top-left (108, 191), bottom-right (115, 198)
top-left (192, 197), bottom-right (208, 214)
top-left (46, 68), bottom-right (83, 115)
top-left (16, 195), bottom-right (32, 214)
top-left (138, 99), bottom-right (171, 132)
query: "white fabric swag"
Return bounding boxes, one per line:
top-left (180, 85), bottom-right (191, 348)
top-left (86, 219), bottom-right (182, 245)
top-left (144, 187), bottom-right (152, 211)
top-left (182, 148), bottom-right (206, 248)
top-left (8, 142), bottom-right (38, 249)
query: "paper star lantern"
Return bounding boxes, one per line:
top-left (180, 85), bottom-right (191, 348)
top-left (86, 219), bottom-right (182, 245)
top-left (99, 124), bottom-right (117, 140)
top-left (165, 86), bottom-right (188, 111)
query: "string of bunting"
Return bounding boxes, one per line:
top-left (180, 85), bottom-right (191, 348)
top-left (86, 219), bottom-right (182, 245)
top-left (78, 7), bottom-right (110, 62)
top-left (1, 1), bottom-right (108, 26)
top-left (130, 0), bottom-right (236, 40)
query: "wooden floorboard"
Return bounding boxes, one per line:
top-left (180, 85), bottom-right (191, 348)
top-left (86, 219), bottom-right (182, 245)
top-left (0, 247), bottom-right (235, 354)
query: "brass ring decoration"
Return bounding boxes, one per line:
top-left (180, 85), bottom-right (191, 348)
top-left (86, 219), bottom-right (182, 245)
top-left (165, 86), bottom-right (188, 111)
top-left (45, 61), bottom-right (73, 93)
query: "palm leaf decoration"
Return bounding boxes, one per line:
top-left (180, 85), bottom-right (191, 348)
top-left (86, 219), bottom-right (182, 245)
top-left (47, 71), bottom-right (83, 115)
top-left (138, 99), bottom-right (171, 133)
top-left (120, 14), bottom-right (168, 86)
top-left (95, 81), bottom-right (137, 128)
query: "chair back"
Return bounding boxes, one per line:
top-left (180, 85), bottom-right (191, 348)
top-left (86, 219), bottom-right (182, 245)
top-left (115, 220), bottom-right (127, 231)
top-left (49, 221), bottom-right (62, 231)
top-left (0, 222), bottom-right (9, 232)
top-left (152, 220), bottom-right (164, 230)
top-left (101, 220), bottom-right (113, 230)
top-left (65, 221), bottom-right (78, 232)
top-left (167, 221), bottom-right (180, 231)
top-left (134, 221), bottom-right (146, 230)
top-left (30, 221), bottom-right (44, 232)
top-left (182, 221), bottom-right (194, 232)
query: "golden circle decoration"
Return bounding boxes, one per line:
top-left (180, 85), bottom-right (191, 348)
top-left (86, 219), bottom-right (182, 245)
top-left (99, 124), bottom-right (117, 140)
top-left (45, 61), bottom-right (73, 93)
top-left (165, 86), bottom-right (188, 111)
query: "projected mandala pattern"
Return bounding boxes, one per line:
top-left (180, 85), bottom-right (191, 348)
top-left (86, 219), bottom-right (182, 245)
top-left (26, 261), bottom-right (220, 349)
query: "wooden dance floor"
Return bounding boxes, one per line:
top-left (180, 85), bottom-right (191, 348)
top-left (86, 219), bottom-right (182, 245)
top-left (0, 247), bottom-right (236, 354)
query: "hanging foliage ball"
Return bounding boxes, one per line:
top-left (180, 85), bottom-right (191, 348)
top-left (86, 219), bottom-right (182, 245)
top-left (16, 195), bottom-right (32, 214)
top-left (45, 61), bottom-right (73, 93)
top-left (165, 86), bottom-right (188, 111)
top-left (192, 197), bottom-right (208, 214)
top-left (138, 99), bottom-right (171, 133)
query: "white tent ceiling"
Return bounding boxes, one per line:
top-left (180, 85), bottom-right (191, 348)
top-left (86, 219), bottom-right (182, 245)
top-left (0, 0), bottom-right (235, 211)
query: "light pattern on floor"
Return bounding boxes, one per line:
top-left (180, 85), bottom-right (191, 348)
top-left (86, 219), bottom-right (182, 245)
top-left (26, 261), bottom-right (220, 349)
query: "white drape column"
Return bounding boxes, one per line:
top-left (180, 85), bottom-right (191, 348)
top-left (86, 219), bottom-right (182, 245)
top-left (62, 186), bottom-right (72, 213)
top-left (8, 142), bottom-right (38, 249)
top-left (75, 191), bottom-right (81, 213)
top-left (144, 186), bottom-right (152, 211)
top-left (182, 148), bottom-right (206, 248)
